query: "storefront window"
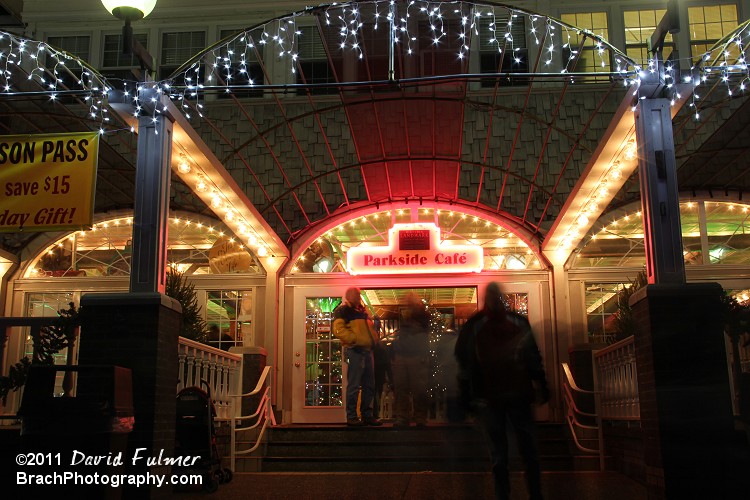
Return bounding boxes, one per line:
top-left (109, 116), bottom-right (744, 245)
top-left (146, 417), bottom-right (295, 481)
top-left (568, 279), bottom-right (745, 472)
top-left (584, 283), bottom-right (627, 344)
top-left (574, 201), bottom-right (750, 268)
top-left (206, 290), bottom-right (253, 350)
top-left (291, 208), bottom-right (541, 274)
top-left (25, 213), bottom-right (263, 278)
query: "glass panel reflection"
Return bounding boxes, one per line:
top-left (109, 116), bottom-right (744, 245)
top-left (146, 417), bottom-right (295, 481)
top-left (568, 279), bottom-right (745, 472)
top-left (304, 297), bottom-right (343, 407)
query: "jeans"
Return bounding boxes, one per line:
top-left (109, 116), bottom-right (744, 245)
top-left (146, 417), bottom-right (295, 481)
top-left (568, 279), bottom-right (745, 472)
top-left (477, 400), bottom-right (543, 500)
top-left (345, 347), bottom-right (375, 420)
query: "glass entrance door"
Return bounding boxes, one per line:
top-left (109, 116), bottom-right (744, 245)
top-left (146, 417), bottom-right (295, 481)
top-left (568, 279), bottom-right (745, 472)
top-left (290, 283), bottom-right (541, 424)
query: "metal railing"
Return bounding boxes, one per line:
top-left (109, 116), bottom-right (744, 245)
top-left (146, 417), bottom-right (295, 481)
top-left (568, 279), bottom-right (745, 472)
top-left (593, 336), bottom-right (640, 420)
top-left (230, 365), bottom-right (276, 471)
top-left (561, 362), bottom-right (605, 471)
top-left (177, 337), bottom-right (242, 420)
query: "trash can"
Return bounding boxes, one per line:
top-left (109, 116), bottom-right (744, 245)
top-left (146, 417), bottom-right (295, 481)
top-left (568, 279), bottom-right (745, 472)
top-left (17, 365), bottom-right (133, 499)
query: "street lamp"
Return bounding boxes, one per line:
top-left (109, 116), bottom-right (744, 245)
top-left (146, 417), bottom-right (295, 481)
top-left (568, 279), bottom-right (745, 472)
top-left (101, 0), bottom-right (155, 72)
top-left (101, 0), bottom-right (169, 295)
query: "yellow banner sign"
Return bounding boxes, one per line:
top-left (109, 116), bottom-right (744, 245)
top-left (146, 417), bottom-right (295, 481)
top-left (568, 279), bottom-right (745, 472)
top-left (0, 132), bottom-right (99, 232)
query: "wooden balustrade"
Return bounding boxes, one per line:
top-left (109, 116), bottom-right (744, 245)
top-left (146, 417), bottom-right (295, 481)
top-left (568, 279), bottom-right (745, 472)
top-left (177, 337), bottom-right (242, 420)
top-left (593, 336), bottom-right (640, 420)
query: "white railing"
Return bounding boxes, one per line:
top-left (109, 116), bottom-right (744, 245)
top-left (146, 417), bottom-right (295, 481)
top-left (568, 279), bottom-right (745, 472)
top-left (593, 336), bottom-right (640, 420)
top-left (230, 365), bottom-right (276, 471)
top-left (561, 362), bottom-right (604, 471)
top-left (177, 337), bottom-right (242, 420)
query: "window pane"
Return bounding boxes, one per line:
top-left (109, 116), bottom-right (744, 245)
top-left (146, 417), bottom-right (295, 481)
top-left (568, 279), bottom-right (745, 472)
top-left (623, 9), bottom-right (673, 67)
top-left (206, 289), bottom-right (253, 350)
top-left (215, 29), bottom-right (264, 98)
top-left (102, 33), bottom-right (148, 67)
top-left (688, 4), bottom-right (738, 61)
top-left (47, 35), bottom-right (90, 62)
top-left (161, 31), bottom-right (206, 66)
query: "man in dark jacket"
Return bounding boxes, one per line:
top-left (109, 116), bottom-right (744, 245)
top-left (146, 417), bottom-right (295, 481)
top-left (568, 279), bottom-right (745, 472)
top-left (333, 287), bottom-right (382, 426)
top-left (455, 282), bottom-right (549, 500)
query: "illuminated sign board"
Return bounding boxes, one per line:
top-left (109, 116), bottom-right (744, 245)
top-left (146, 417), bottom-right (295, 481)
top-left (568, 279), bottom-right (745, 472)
top-left (347, 223), bottom-right (483, 275)
top-left (0, 132), bottom-right (99, 232)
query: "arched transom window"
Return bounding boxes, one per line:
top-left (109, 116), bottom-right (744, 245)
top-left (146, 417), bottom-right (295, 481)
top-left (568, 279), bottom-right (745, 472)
top-left (291, 207), bottom-right (541, 274)
top-left (25, 213), bottom-right (264, 278)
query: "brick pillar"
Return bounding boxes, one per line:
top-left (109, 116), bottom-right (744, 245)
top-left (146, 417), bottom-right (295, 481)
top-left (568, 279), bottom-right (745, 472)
top-left (631, 283), bottom-right (746, 499)
top-left (78, 292), bottom-right (181, 500)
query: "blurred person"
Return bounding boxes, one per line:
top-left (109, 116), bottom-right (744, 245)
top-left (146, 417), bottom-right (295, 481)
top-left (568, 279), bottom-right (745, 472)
top-left (392, 292), bottom-right (431, 427)
top-left (455, 282), bottom-right (549, 500)
top-left (333, 287), bottom-right (382, 426)
top-left (373, 317), bottom-right (394, 420)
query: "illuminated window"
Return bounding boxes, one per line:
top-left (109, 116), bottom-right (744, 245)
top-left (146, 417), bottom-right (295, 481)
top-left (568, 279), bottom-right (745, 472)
top-left (688, 4), bottom-right (739, 63)
top-left (26, 213), bottom-right (263, 278)
top-left (623, 9), bottom-right (674, 65)
top-left (584, 283), bottom-right (627, 344)
top-left (559, 12), bottom-right (611, 81)
top-left (574, 200), bottom-right (750, 268)
top-left (291, 208), bottom-right (541, 274)
top-left (206, 290), bottom-right (253, 350)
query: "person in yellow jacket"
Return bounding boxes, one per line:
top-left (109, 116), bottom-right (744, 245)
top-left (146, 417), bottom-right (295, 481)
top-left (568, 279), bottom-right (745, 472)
top-left (333, 287), bottom-right (383, 426)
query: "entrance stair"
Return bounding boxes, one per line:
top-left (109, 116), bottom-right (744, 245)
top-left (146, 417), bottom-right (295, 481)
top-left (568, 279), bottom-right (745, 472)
top-left (257, 423), bottom-right (608, 473)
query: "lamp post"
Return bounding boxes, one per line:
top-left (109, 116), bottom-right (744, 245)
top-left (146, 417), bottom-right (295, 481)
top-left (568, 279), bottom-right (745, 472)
top-left (101, 0), bottom-right (170, 294)
top-left (101, 0), bottom-right (155, 72)
top-left (78, 7), bottom-right (181, 498)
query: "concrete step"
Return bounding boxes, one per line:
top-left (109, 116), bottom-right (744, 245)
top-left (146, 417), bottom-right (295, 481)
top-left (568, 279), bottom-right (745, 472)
top-left (260, 423), bottom-right (609, 473)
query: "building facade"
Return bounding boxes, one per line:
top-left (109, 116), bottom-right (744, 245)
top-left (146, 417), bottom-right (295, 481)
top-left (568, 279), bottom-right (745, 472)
top-left (2, 0), bottom-right (750, 424)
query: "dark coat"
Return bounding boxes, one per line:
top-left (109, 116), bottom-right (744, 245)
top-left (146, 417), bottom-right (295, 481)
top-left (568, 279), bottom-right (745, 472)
top-left (455, 309), bottom-right (547, 407)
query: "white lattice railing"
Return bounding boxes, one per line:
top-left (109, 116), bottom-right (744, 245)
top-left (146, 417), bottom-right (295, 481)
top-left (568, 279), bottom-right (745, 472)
top-left (177, 337), bottom-right (242, 420)
top-left (594, 336), bottom-right (640, 420)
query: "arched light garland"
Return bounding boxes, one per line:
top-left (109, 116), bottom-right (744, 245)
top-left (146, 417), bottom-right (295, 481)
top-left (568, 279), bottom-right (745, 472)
top-left (2, 1), bottom-right (750, 132)
top-left (165, 0), bottom-right (641, 101)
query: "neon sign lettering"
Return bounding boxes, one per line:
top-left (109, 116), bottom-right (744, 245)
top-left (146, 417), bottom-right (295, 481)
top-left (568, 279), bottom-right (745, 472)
top-left (347, 223), bottom-right (483, 275)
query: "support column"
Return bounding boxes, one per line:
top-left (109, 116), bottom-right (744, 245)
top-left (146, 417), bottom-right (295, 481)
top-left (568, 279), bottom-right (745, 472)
top-left (634, 98), bottom-right (685, 285)
top-left (79, 293), bottom-right (181, 500)
top-left (631, 283), bottom-right (745, 498)
top-left (76, 87), bottom-right (179, 499)
top-left (130, 90), bottom-right (173, 294)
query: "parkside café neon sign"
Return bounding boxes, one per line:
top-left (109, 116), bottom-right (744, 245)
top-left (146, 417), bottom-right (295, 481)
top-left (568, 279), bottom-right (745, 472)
top-left (347, 223), bottom-right (483, 275)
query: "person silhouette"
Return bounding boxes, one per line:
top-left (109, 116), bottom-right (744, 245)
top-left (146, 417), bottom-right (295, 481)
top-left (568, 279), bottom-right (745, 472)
top-left (391, 292), bottom-right (431, 427)
top-left (332, 287), bottom-right (382, 426)
top-left (455, 282), bottom-right (549, 500)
